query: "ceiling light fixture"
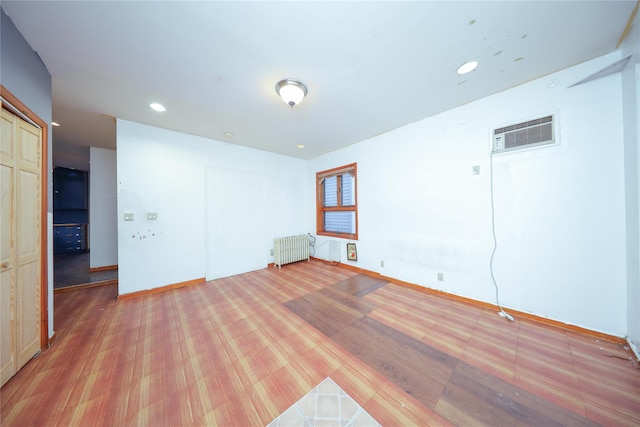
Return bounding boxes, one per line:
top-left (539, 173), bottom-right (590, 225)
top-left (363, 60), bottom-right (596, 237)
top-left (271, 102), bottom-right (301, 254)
top-left (150, 102), bottom-right (166, 112)
top-left (52, 122), bottom-right (60, 127)
top-left (456, 61), bottom-right (478, 75)
top-left (275, 79), bottom-right (307, 107)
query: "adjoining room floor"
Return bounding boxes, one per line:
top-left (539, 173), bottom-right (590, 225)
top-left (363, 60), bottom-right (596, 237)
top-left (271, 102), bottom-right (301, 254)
top-left (2, 260), bottom-right (638, 425)
top-left (53, 252), bottom-right (117, 289)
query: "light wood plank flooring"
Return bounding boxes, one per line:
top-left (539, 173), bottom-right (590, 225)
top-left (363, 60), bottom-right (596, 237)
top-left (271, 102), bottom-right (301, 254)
top-left (1, 260), bottom-right (638, 425)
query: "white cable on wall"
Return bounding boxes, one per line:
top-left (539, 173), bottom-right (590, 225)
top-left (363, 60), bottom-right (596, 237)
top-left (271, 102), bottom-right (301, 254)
top-left (489, 152), bottom-right (515, 322)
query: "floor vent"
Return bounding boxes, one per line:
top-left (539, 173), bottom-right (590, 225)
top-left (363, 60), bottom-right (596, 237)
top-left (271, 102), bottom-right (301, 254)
top-left (493, 115), bottom-right (555, 153)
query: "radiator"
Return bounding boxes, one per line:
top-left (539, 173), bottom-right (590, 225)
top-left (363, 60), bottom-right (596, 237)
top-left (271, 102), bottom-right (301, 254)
top-left (274, 235), bottom-right (310, 268)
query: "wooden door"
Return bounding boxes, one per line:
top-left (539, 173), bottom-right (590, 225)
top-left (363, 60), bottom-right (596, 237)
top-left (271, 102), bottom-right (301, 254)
top-left (1, 107), bottom-right (42, 386)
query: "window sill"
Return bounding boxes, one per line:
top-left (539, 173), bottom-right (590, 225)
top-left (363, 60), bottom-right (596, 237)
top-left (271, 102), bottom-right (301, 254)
top-left (317, 231), bottom-right (358, 240)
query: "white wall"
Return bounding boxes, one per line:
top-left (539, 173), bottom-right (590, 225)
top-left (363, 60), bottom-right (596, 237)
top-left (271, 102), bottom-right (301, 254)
top-left (89, 147), bottom-right (118, 269)
top-left (309, 52), bottom-right (629, 337)
top-left (116, 120), bottom-right (307, 296)
top-left (116, 51), bottom-right (634, 338)
top-left (1, 9), bottom-right (54, 337)
top-left (621, 9), bottom-right (639, 355)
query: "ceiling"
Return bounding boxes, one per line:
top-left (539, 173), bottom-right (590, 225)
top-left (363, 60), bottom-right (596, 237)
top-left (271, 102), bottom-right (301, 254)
top-left (2, 1), bottom-right (636, 170)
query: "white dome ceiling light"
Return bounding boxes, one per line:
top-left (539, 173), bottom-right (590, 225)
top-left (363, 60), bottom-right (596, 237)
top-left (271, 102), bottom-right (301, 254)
top-left (275, 79), bottom-right (308, 107)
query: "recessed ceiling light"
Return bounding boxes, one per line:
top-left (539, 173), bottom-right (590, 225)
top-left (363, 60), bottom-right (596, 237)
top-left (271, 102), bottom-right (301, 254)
top-left (297, 144), bottom-right (305, 149)
top-left (51, 121), bottom-right (60, 127)
top-left (150, 103), bottom-right (166, 112)
top-left (223, 132), bottom-right (234, 138)
top-left (456, 61), bottom-right (478, 75)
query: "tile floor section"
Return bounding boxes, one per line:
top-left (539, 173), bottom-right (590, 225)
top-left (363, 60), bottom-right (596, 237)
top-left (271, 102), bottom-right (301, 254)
top-left (266, 377), bottom-right (381, 427)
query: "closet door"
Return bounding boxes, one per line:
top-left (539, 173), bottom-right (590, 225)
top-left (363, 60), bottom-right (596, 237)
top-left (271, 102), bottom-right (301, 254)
top-left (1, 109), bottom-right (17, 385)
top-left (0, 108), bottom-right (42, 386)
top-left (205, 168), bottom-right (267, 280)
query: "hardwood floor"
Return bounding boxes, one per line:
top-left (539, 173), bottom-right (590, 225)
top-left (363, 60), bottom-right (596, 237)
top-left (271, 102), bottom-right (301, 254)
top-left (1, 260), bottom-right (638, 426)
top-left (54, 252), bottom-right (118, 289)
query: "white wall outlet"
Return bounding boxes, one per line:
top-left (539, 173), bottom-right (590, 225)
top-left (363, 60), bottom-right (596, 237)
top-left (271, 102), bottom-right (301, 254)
top-left (472, 165), bottom-right (480, 175)
top-left (380, 260), bottom-right (384, 267)
top-left (124, 213), bottom-right (134, 221)
top-left (270, 248), bottom-right (274, 256)
top-left (147, 212), bottom-right (158, 220)
top-left (437, 272), bottom-right (444, 281)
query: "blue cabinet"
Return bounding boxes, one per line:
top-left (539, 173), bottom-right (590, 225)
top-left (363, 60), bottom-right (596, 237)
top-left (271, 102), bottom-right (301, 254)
top-left (53, 167), bottom-right (89, 254)
top-left (54, 224), bottom-right (87, 254)
top-left (53, 167), bottom-right (88, 210)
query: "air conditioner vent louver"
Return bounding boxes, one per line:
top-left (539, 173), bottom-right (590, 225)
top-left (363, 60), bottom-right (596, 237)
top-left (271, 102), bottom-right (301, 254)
top-left (493, 115), bottom-right (555, 153)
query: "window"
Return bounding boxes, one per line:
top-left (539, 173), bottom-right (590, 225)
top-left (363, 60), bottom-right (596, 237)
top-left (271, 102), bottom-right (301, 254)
top-left (316, 163), bottom-right (357, 239)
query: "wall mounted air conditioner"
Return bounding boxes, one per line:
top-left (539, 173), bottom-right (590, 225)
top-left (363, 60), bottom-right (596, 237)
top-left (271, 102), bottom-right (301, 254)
top-left (493, 115), bottom-right (555, 153)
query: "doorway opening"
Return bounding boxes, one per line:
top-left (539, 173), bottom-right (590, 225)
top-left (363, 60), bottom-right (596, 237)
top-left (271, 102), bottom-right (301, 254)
top-left (53, 166), bottom-right (118, 292)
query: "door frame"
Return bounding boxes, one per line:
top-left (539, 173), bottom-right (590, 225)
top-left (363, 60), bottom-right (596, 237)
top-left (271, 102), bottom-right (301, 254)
top-left (1, 85), bottom-right (49, 350)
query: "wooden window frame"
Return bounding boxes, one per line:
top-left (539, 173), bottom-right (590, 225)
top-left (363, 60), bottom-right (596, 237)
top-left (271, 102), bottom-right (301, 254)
top-left (316, 163), bottom-right (358, 240)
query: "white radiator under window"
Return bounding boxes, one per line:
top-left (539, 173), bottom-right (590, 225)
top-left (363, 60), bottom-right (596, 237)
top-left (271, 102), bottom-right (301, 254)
top-left (274, 235), bottom-right (310, 268)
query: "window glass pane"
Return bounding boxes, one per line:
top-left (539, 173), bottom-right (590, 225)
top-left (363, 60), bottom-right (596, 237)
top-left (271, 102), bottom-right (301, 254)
top-left (341, 173), bottom-right (354, 206)
top-left (324, 211), bottom-right (355, 234)
top-left (323, 176), bottom-right (337, 207)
